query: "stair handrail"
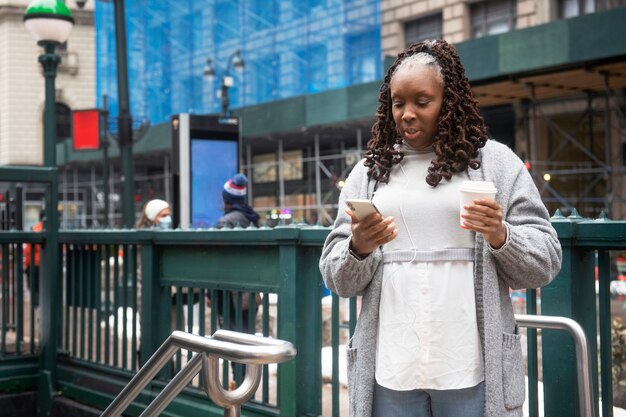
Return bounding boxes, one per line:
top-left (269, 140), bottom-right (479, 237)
top-left (100, 330), bottom-right (296, 417)
top-left (516, 314), bottom-right (595, 417)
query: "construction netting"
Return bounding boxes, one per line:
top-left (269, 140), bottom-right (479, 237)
top-left (95, 0), bottom-right (381, 129)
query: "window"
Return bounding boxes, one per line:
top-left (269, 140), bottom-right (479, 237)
top-left (308, 44), bottom-right (327, 93)
top-left (559, 0), bottom-right (626, 18)
top-left (599, 0), bottom-right (626, 10)
top-left (308, 0), bottom-right (326, 12)
top-left (247, 52), bottom-right (277, 104)
top-left (283, 150), bottom-right (303, 181)
top-left (214, 1), bottom-right (239, 44)
top-left (471, 0), bottom-right (517, 39)
top-left (252, 153), bottom-right (277, 183)
top-left (559, 0), bottom-right (595, 17)
top-left (404, 14), bottom-right (443, 47)
top-left (346, 30), bottom-right (380, 84)
top-left (56, 102), bottom-right (72, 143)
top-left (247, 0), bottom-right (276, 31)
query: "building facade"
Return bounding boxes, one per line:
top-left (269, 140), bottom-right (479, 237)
top-left (0, 0), bottom-right (95, 227)
top-left (0, 0), bottom-right (95, 166)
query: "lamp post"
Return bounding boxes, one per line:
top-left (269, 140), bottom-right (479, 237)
top-left (203, 49), bottom-right (245, 116)
top-left (23, 0), bottom-right (73, 414)
top-left (24, 0), bottom-right (74, 167)
top-left (112, 0), bottom-right (135, 228)
top-left (73, 0), bottom-right (134, 227)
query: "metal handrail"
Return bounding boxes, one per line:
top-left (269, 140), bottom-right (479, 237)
top-left (100, 330), bottom-right (297, 417)
top-left (515, 314), bottom-right (595, 417)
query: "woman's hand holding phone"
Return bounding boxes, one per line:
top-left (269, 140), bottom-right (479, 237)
top-left (345, 201), bottom-right (397, 258)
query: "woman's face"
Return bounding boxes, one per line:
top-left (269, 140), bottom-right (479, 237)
top-left (154, 207), bottom-right (170, 224)
top-left (390, 64), bottom-right (443, 149)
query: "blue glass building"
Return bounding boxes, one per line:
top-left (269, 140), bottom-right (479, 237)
top-left (96, 0), bottom-right (381, 127)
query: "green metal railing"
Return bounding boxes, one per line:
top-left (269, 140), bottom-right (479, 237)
top-left (47, 226), bottom-right (325, 417)
top-left (0, 232), bottom-right (43, 396)
top-left (0, 166), bottom-right (58, 410)
top-left (542, 210), bottom-right (624, 417)
top-left (1, 208), bottom-right (625, 416)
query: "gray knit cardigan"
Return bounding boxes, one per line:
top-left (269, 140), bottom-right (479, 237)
top-left (319, 140), bottom-right (562, 417)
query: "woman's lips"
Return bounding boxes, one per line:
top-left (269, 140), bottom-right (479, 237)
top-left (403, 128), bottom-right (420, 140)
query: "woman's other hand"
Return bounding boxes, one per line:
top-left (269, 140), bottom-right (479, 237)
top-left (346, 209), bottom-right (397, 258)
top-left (461, 199), bottom-right (507, 249)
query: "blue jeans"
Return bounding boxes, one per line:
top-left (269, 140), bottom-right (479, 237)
top-left (372, 381), bottom-right (485, 417)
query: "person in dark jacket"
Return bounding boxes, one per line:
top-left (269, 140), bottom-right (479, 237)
top-left (214, 173), bottom-right (261, 388)
top-left (215, 173), bottom-right (260, 229)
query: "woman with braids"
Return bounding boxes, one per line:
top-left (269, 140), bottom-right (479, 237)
top-left (319, 39), bottom-right (561, 417)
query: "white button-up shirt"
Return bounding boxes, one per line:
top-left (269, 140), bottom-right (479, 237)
top-left (372, 144), bottom-right (484, 391)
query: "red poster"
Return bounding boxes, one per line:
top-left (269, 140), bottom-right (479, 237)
top-left (72, 109), bottom-right (100, 150)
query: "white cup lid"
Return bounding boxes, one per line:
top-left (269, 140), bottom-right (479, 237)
top-left (459, 180), bottom-right (497, 194)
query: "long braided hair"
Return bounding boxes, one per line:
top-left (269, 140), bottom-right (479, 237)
top-left (364, 39), bottom-right (488, 187)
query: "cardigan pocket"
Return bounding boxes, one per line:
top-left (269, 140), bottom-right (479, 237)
top-left (346, 337), bottom-right (358, 416)
top-left (502, 326), bottom-right (525, 410)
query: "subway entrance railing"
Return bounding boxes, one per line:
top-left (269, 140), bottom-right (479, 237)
top-left (101, 330), bottom-right (296, 417)
top-left (0, 198), bottom-right (623, 416)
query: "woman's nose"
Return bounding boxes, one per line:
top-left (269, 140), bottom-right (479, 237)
top-left (401, 110), bottom-right (416, 122)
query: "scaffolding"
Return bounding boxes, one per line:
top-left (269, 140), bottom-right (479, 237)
top-left (95, 0), bottom-right (382, 129)
top-left (515, 76), bottom-right (626, 219)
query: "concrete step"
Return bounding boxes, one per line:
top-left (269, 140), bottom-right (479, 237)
top-left (52, 397), bottom-right (101, 417)
top-left (0, 392), bottom-right (35, 417)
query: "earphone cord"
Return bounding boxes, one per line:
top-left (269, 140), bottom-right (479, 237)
top-left (399, 163), bottom-right (418, 263)
top-left (390, 162), bottom-right (420, 345)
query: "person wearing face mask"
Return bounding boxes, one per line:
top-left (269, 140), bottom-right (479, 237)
top-left (136, 199), bottom-right (172, 230)
top-left (133, 198), bottom-right (172, 366)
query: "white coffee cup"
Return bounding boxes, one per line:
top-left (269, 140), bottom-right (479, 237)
top-left (459, 180), bottom-right (498, 226)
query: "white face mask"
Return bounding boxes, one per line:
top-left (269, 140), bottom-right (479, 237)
top-left (158, 215), bottom-right (172, 230)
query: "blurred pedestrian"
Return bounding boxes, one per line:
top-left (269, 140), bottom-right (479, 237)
top-left (214, 173), bottom-right (261, 388)
top-left (136, 199), bottom-right (172, 230)
top-left (135, 199), bottom-right (173, 366)
top-left (24, 209), bottom-right (44, 307)
top-left (216, 173), bottom-right (259, 229)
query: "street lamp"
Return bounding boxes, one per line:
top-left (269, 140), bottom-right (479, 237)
top-left (23, 0), bottom-right (73, 412)
top-left (204, 49), bottom-right (245, 116)
top-left (23, 0), bottom-right (74, 167)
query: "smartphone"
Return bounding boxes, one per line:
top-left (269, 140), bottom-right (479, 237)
top-left (346, 199), bottom-right (380, 221)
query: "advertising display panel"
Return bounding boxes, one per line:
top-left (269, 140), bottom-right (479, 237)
top-left (172, 114), bottom-right (240, 228)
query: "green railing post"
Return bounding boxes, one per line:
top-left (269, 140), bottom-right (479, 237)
top-left (597, 249), bottom-right (612, 417)
top-left (38, 171), bottom-right (59, 417)
top-left (277, 226), bottom-right (322, 417)
top-left (139, 241), bottom-right (170, 373)
top-left (542, 213), bottom-right (599, 417)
